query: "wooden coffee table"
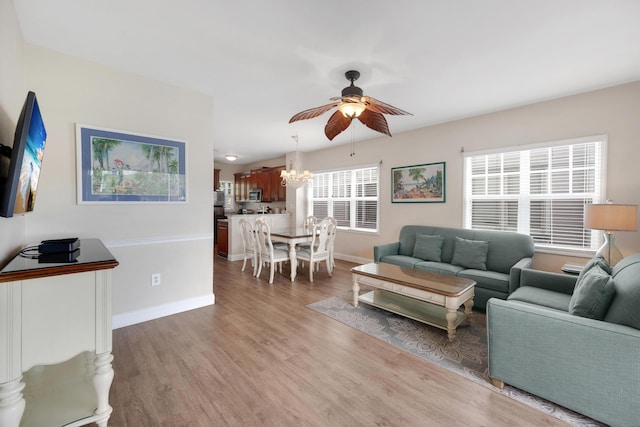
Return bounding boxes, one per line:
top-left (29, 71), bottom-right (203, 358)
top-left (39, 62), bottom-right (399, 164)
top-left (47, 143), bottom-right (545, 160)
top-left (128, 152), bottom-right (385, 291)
top-left (351, 263), bottom-right (476, 342)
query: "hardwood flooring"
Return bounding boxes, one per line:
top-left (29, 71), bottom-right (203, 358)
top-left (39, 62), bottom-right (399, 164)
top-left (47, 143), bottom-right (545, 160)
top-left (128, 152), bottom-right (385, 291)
top-left (109, 255), bottom-right (567, 426)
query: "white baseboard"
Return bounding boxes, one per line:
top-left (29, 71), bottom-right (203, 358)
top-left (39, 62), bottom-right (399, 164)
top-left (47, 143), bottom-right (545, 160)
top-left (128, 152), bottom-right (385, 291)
top-left (112, 293), bottom-right (215, 329)
top-left (335, 253), bottom-right (371, 265)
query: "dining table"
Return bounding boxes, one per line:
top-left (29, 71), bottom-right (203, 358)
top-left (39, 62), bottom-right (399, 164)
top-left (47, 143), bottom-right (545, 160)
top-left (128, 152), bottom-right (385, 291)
top-left (270, 227), bottom-right (314, 281)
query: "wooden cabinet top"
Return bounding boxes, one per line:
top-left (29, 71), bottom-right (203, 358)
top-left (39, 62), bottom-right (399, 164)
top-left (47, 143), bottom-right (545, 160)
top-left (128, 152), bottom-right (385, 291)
top-left (0, 238), bottom-right (119, 283)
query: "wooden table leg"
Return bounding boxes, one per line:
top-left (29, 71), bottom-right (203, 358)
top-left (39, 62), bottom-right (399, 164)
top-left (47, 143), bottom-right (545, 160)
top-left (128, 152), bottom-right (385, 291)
top-left (446, 308), bottom-right (457, 342)
top-left (0, 378), bottom-right (25, 427)
top-left (352, 276), bottom-right (360, 307)
top-left (288, 243), bottom-right (297, 281)
top-left (92, 352), bottom-right (114, 427)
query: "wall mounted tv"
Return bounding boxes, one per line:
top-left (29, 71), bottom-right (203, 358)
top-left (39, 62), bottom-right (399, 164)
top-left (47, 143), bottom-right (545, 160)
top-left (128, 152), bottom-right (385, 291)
top-left (0, 91), bottom-right (47, 218)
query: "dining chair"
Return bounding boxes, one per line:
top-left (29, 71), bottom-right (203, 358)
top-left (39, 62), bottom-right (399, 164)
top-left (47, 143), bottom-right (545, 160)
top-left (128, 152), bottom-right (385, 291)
top-left (303, 215), bottom-right (317, 232)
top-left (238, 218), bottom-right (258, 276)
top-left (254, 219), bottom-right (290, 284)
top-left (295, 218), bottom-right (333, 282)
top-left (255, 216), bottom-right (288, 249)
top-left (323, 216), bottom-right (337, 269)
top-left (297, 215), bottom-right (318, 253)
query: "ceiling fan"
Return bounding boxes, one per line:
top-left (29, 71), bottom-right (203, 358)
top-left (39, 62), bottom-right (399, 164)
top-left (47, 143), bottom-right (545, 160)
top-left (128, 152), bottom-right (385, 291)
top-left (289, 70), bottom-right (412, 141)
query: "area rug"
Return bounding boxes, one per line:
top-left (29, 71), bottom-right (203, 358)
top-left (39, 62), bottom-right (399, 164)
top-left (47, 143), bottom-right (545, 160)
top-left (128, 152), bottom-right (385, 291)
top-left (307, 295), bottom-right (604, 427)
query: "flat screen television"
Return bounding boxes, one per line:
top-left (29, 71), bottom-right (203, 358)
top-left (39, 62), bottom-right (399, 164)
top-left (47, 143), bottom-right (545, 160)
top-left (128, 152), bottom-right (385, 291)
top-left (0, 91), bottom-right (47, 218)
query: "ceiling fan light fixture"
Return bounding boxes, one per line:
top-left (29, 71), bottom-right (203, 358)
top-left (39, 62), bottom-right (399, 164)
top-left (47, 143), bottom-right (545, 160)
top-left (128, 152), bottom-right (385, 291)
top-left (339, 102), bottom-right (365, 118)
top-left (225, 154), bottom-right (238, 161)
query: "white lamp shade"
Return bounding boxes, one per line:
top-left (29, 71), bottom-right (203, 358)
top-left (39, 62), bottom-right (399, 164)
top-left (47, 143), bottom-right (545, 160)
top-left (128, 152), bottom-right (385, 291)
top-left (339, 102), bottom-right (365, 118)
top-left (584, 204), bottom-right (637, 231)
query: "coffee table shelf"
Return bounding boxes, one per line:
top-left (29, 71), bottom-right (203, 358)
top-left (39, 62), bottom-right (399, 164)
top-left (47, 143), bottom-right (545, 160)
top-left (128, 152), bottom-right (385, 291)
top-left (358, 290), bottom-right (466, 331)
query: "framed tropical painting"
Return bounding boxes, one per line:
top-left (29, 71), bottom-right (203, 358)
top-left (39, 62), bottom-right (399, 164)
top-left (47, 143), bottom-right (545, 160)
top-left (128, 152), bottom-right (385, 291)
top-left (76, 124), bottom-right (187, 203)
top-left (391, 162), bottom-right (445, 203)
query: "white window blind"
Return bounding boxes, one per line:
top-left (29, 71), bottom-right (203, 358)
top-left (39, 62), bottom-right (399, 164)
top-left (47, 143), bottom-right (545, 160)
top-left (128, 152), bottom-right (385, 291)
top-left (310, 165), bottom-right (379, 232)
top-left (463, 136), bottom-right (606, 251)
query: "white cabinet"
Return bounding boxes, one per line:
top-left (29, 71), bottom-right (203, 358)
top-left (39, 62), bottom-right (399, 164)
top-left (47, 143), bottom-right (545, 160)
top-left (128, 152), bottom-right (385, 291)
top-left (0, 239), bottom-right (118, 427)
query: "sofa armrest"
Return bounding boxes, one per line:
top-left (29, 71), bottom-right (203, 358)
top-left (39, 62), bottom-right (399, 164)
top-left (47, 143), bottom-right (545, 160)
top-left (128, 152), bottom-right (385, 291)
top-left (508, 257), bottom-right (533, 293)
top-left (519, 268), bottom-right (577, 295)
top-left (487, 298), bottom-right (640, 426)
top-left (373, 242), bottom-right (400, 262)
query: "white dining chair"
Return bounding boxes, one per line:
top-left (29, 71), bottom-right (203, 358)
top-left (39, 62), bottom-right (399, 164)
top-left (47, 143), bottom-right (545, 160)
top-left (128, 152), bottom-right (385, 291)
top-left (255, 219), bottom-right (290, 284)
top-left (255, 216), bottom-right (288, 250)
top-left (295, 218), bottom-right (333, 282)
top-left (238, 218), bottom-right (258, 276)
top-left (303, 215), bottom-right (317, 232)
top-left (297, 215), bottom-right (318, 253)
top-left (323, 216), bottom-right (337, 269)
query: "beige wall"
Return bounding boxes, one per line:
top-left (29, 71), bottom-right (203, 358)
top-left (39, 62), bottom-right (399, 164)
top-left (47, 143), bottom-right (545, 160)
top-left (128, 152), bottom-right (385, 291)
top-left (0, 0), bottom-right (27, 266)
top-left (299, 81), bottom-right (640, 272)
top-left (13, 44), bottom-right (215, 322)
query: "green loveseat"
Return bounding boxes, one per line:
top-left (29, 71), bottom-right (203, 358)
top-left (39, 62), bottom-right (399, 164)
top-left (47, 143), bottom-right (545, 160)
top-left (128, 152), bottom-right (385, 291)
top-left (487, 254), bottom-right (640, 426)
top-left (373, 225), bottom-right (535, 310)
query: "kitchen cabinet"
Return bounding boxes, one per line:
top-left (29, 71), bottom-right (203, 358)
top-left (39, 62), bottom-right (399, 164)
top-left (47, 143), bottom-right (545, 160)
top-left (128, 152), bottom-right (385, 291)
top-left (214, 168), bottom-right (220, 190)
top-left (217, 220), bottom-right (229, 257)
top-left (233, 166), bottom-right (286, 202)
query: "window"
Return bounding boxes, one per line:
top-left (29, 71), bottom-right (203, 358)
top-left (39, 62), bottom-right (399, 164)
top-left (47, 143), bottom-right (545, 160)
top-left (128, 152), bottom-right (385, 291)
top-left (310, 165), bottom-right (379, 232)
top-left (463, 136), bottom-right (606, 252)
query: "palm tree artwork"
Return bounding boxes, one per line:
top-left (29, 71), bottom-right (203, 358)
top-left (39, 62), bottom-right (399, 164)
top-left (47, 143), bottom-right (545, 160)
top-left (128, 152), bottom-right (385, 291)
top-left (89, 136), bottom-right (184, 199)
top-left (392, 162), bottom-right (445, 202)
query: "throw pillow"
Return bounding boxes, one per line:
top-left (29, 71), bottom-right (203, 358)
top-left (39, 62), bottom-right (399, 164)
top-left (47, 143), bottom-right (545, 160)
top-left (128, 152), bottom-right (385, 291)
top-left (412, 234), bottom-right (445, 262)
top-left (451, 237), bottom-right (489, 270)
top-left (575, 256), bottom-right (611, 286)
top-left (569, 265), bottom-right (616, 320)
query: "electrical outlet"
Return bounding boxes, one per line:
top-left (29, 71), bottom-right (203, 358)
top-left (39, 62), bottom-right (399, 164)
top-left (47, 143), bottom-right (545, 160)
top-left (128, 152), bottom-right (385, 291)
top-left (151, 273), bottom-right (161, 286)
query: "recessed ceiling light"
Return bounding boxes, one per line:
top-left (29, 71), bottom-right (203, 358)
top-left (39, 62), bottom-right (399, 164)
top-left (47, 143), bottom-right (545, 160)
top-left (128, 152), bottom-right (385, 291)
top-left (225, 155), bottom-right (238, 161)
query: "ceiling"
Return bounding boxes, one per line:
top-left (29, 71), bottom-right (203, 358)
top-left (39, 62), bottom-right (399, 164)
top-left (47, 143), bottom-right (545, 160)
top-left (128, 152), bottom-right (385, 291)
top-left (13, 0), bottom-right (640, 165)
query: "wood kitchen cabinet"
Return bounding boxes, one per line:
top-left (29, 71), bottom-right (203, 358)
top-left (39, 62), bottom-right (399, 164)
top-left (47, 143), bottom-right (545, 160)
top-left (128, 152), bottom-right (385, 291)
top-left (217, 220), bottom-right (229, 257)
top-left (214, 168), bottom-right (220, 190)
top-left (233, 166), bottom-right (286, 202)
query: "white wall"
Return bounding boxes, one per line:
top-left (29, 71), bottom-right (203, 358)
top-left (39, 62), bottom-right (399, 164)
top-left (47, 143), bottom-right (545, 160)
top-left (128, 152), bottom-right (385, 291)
top-left (0, 0), bottom-right (27, 266)
top-left (301, 81), bottom-right (640, 272)
top-left (19, 45), bottom-right (215, 325)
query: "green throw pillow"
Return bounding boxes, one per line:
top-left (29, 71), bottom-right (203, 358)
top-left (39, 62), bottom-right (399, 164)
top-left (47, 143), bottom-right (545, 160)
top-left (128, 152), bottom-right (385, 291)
top-left (451, 237), bottom-right (489, 271)
top-left (569, 265), bottom-right (615, 320)
top-left (413, 234), bottom-right (445, 262)
top-left (575, 256), bottom-right (611, 286)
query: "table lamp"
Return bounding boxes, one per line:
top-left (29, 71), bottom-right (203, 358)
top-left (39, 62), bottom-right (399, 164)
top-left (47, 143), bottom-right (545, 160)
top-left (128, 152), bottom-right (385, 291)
top-left (584, 201), bottom-right (638, 265)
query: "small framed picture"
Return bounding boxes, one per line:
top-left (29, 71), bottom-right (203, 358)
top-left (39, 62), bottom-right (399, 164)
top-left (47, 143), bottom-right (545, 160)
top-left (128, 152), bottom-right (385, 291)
top-left (76, 124), bottom-right (187, 204)
top-left (392, 161), bottom-right (445, 203)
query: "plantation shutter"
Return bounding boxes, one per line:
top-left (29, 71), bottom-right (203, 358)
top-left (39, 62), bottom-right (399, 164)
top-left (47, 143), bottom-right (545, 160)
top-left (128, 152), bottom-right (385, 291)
top-left (310, 165), bottom-right (379, 232)
top-left (464, 137), bottom-right (605, 251)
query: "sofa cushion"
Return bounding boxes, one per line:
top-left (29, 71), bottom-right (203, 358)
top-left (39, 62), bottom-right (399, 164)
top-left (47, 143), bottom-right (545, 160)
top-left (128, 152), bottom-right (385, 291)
top-left (414, 261), bottom-right (465, 276)
top-left (457, 269), bottom-right (510, 294)
top-left (379, 255), bottom-right (422, 268)
top-left (568, 265), bottom-right (616, 320)
top-left (451, 237), bottom-right (489, 270)
top-left (604, 254), bottom-right (640, 329)
top-left (508, 286), bottom-right (572, 311)
top-left (413, 234), bottom-right (444, 262)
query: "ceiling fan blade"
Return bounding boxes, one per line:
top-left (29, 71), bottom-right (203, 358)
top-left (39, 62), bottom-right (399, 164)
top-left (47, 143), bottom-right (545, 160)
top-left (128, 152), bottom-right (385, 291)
top-left (324, 110), bottom-right (352, 141)
top-left (363, 96), bottom-right (412, 116)
top-left (289, 102), bottom-right (339, 123)
top-left (357, 109), bottom-right (391, 137)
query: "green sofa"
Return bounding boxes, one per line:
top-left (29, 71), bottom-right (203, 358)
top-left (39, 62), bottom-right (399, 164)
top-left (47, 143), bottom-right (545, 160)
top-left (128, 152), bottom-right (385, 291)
top-left (373, 225), bottom-right (535, 310)
top-left (487, 254), bottom-right (640, 426)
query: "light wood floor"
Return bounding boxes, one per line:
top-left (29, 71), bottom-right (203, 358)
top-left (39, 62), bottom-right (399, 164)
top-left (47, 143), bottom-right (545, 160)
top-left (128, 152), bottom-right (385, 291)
top-left (109, 254), bottom-right (567, 426)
